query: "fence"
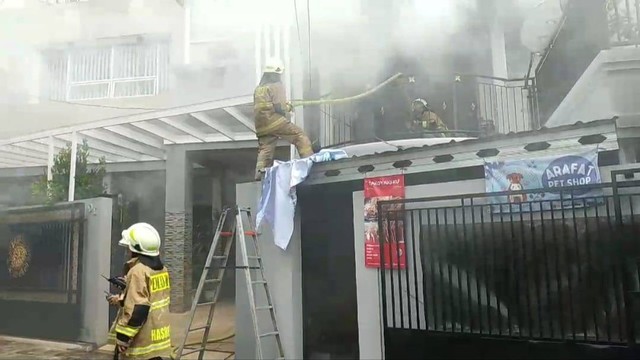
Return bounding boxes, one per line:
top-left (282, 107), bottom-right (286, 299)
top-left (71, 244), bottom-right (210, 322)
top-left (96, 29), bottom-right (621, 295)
top-left (608, 0), bottom-right (640, 46)
top-left (454, 75), bottom-right (539, 135)
top-left (316, 73), bottom-right (538, 149)
top-left (319, 101), bottom-right (355, 147)
top-left (378, 170), bottom-right (640, 356)
top-left (0, 203), bottom-right (85, 340)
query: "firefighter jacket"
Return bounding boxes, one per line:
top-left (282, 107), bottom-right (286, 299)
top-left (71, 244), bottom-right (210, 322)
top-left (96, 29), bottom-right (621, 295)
top-left (254, 81), bottom-right (292, 137)
top-left (412, 110), bottom-right (448, 135)
top-left (109, 256), bottom-right (172, 360)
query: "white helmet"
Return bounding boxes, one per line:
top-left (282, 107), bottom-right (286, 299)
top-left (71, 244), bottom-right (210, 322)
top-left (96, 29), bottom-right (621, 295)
top-left (263, 58), bottom-right (284, 74)
top-left (119, 223), bottom-right (161, 257)
top-left (412, 98), bottom-right (429, 109)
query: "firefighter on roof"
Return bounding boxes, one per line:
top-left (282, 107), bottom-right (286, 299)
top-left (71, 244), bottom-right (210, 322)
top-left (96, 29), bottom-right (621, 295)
top-left (253, 58), bottom-right (314, 181)
top-left (108, 223), bottom-right (171, 360)
top-left (410, 98), bottom-right (449, 137)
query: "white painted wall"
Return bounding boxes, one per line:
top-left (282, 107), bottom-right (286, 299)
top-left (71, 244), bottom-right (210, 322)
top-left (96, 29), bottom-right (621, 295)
top-left (235, 181), bottom-right (304, 360)
top-left (545, 46), bottom-right (640, 128)
top-left (0, 0), bottom-right (185, 138)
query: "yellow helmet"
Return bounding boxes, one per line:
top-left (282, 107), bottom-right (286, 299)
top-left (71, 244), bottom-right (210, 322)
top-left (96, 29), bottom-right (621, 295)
top-left (119, 223), bottom-right (161, 257)
top-left (263, 58), bottom-right (285, 74)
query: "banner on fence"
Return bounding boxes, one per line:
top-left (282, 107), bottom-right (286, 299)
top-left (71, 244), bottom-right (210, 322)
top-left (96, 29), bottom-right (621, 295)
top-left (364, 174), bottom-right (407, 269)
top-left (484, 148), bottom-right (602, 212)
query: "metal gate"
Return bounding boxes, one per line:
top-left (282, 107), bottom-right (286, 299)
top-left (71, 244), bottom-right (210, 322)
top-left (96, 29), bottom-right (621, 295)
top-left (378, 169), bottom-right (640, 359)
top-left (0, 203), bottom-right (85, 341)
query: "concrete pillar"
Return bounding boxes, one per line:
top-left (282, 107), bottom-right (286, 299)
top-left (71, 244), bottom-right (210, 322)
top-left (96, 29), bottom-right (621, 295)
top-left (618, 137), bottom-right (639, 165)
top-left (164, 147), bottom-right (193, 312)
top-left (490, 23), bottom-right (508, 79)
top-left (211, 172), bottom-right (223, 213)
top-left (489, 0), bottom-right (508, 79)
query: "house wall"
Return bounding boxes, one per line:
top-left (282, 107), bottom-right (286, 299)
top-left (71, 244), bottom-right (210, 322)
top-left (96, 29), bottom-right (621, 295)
top-left (235, 181), bottom-right (304, 360)
top-left (0, 0), bottom-right (186, 138)
top-left (545, 47), bottom-right (640, 129)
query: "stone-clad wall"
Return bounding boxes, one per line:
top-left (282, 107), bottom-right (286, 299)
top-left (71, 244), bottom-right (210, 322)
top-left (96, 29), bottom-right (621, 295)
top-left (164, 210), bottom-right (193, 312)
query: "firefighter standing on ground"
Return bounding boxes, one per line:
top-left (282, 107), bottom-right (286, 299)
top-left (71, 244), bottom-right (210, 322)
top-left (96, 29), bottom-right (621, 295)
top-left (253, 58), bottom-right (314, 181)
top-left (409, 98), bottom-right (449, 137)
top-left (107, 223), bottom-right (172, 360)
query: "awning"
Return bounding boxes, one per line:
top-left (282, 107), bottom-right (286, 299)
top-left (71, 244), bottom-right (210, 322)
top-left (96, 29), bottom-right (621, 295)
top-left (0, 95), bottom-right (255, 169)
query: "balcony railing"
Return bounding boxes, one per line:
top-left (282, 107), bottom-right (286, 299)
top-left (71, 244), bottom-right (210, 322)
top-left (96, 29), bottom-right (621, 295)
top-left (316, 74), bottom-right (539, 148)
top-left (319, 100), bottom-right (356, 148)
top-left (40, 0), bottom-right (88, 4)
top-left (453, 74), bottom-right (540, 135)
top-left (608, 0), bottom-right (640, 46)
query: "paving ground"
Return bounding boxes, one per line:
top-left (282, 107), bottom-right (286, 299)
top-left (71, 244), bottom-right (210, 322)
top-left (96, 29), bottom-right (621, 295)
top-left (0, 301), bottom-right (235, 360)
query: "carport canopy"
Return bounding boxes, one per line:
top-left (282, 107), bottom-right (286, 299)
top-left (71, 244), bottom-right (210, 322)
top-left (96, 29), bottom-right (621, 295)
top-left (0, 95), bottom-right (255, 200)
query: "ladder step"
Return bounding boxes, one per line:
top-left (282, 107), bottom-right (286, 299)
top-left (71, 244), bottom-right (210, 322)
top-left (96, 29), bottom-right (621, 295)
top-left (204, 278), bottom-right (221, 284)
top-left (188, 325), bottom-right (210, 332)
top-left (248, 256), bottom-right (261, 260)
top-left (256, 305), bottom-right (273, 310)
top-left (212, 256), bottom-right (227, 260)
top-left (252, 280), bottom-right (267, 285)
top-left (197, 301), bottom-right (216, 307)
top-left (259, 331), bottom-right (280, 338)
top-left (219, 231), bottom-right (257, 236)
top-left (180, 347), bottom-right (206, 356)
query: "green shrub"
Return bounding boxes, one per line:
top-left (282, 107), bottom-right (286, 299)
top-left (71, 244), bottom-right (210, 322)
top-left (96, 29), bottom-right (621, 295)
top-left (32, 140), bottom-right (107, 204)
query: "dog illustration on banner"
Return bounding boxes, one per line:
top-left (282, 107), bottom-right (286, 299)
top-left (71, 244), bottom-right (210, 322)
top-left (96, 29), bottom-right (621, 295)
top-left (506, 173), bottom-right (527, 203)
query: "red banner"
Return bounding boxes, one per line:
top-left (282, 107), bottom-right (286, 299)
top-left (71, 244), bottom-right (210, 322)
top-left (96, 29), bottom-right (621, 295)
top-left (364, 175), bottom-right (407, 269)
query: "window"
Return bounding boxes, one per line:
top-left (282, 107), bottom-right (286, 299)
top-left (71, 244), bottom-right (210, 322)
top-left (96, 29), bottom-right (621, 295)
top-left (43, 39), bottom-right (170, 101)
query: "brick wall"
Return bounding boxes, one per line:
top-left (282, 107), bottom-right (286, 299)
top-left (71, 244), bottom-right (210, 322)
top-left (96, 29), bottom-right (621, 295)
top-left (164, 210), bottom-right (193, 313)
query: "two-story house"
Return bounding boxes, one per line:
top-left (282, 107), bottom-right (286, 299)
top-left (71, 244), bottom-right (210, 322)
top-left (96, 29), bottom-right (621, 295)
top-left (1, 0), bottom-right (639, 338)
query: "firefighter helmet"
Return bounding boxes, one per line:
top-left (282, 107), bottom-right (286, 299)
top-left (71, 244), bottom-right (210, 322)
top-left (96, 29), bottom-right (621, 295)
top-left (412, 98), bottom-right (429, 110)
top-left (263, 58), bottom-right (285, 74)
top-left (119, 223), bottom-right (161, 257)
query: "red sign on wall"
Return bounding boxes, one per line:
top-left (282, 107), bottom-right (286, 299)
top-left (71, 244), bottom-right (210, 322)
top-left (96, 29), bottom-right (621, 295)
top-left (364, 175), bottom-right (407, 269)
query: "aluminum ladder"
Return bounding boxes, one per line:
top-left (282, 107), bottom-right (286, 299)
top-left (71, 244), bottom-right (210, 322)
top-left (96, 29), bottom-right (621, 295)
top-left (174, 207), bottom-right (285, 360)
top-left (174, 207), bottom-right (234, 360)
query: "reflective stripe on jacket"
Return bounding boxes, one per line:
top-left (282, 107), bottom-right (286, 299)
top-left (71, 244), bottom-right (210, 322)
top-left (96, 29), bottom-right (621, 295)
top-left (254, 82), bottom-right (290, 137)
top-left (109, 258), bottom-right (172, 360)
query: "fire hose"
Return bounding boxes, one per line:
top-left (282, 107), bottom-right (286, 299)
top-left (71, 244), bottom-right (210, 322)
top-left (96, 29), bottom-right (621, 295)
top-left (288, 72), bottom-right (405, 107)
top-left (169, 331), bottom-right (235, 359)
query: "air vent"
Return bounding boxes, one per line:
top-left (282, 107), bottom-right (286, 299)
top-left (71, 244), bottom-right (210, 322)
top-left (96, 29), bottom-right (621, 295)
top-left (433, 155), bottom-right (454, 163)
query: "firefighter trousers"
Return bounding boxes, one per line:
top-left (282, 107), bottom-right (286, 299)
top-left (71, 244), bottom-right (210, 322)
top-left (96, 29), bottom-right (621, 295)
top-left (255, 121), bottom-right (314, 180)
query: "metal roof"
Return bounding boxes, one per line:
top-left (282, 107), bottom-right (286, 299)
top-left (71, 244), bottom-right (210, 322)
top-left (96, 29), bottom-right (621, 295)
top-left (0, 95), bottom-right (254, 169)
top-left (305, 119), bottom-right (620, 185)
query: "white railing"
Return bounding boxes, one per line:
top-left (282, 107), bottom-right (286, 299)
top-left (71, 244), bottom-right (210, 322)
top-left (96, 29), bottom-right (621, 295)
top-left (40, 0), bottom-right (88, 4)
top-left (44, 41), bottom-right (169, 101)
